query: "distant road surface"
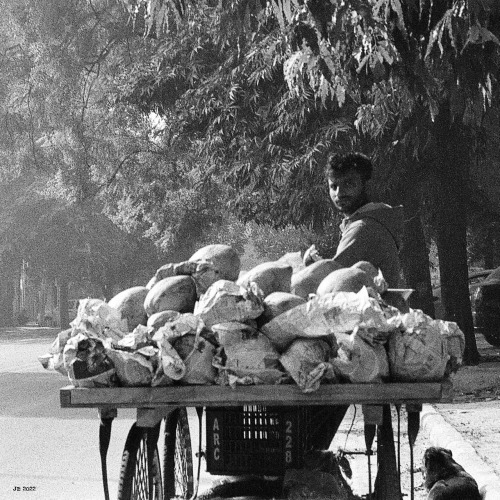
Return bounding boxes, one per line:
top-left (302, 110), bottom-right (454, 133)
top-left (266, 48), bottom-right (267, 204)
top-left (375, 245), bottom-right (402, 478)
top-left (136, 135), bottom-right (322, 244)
top-left (0, 327), bottom-right (137, 500)
top-left (0, 326), bottom-right (212, 500)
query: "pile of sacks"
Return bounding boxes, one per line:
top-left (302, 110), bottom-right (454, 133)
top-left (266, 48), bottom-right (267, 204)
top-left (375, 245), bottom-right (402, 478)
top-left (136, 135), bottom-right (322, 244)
top-left (39, 244), bottom-right (465, 393)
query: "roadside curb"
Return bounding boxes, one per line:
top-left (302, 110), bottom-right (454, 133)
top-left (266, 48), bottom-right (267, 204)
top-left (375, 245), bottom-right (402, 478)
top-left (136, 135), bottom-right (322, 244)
top-left (421, 404), bottom-right (500, 500)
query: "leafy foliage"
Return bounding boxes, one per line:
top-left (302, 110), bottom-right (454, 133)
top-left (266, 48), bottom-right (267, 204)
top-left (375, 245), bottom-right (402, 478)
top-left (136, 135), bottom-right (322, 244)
top-left (114, 0), bottom-right (361, 236)
top-left (0, 177), bottom-right (160, 287)
top-left (112, 0), bottom-right (500, 364)
top-left (114, 0), bottom-right (500, 224)
top-left (3, 1), bottom-right (500, 360)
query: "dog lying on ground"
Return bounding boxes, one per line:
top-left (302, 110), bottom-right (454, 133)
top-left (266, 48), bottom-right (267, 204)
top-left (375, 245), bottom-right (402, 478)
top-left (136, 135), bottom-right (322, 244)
top-left (423, 447), bottom-right (482, 500)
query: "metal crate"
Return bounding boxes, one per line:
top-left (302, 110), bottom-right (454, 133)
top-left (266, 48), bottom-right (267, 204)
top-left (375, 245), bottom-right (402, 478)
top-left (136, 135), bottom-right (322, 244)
top-left (205, 405), bottom-right (310, 475)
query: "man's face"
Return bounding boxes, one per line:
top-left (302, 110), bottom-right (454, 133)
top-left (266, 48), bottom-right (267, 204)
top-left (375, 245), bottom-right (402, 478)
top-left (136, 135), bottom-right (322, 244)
top-left (328, 169), bottom-right (366, 215)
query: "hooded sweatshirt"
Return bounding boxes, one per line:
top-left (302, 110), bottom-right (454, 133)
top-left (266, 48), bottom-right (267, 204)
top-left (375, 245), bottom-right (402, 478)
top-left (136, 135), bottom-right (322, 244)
top-left (333, 202), bottom-right (404, 288)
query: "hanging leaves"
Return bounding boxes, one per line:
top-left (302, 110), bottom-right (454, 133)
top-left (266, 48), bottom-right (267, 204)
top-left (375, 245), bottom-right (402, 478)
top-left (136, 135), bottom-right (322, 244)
top-left (464, 22), bottom-right (500, 50)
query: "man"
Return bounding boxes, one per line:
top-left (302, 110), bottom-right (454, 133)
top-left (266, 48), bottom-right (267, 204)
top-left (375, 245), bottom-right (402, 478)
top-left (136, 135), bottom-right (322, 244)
top-left (305, 152), bottom-right (403, 288)
top-left (307, 152), bottom-right (404, 497)
top-left (327, 152), bottom-right (403, 287)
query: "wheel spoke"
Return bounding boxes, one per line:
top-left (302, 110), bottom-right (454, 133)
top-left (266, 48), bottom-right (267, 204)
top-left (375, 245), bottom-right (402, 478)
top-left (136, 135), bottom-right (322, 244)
top-left (118, 424), bottom-right (163, 500)
top-left (163, 408), bottom-right (194, 500)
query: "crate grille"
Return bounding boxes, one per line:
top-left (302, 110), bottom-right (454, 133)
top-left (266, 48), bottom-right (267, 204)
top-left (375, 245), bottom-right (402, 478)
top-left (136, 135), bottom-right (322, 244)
top-left (205, 405), bottom-right (310, 475)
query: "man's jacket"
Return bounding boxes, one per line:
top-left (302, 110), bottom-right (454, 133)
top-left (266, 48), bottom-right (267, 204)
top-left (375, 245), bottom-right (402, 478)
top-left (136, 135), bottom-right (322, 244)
top-left (334, 202), bottom-right (404, 288)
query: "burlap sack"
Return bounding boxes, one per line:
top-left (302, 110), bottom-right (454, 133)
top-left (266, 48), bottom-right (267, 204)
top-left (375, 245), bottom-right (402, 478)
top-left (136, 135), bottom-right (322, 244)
top-left (157, 338), bottom-right (186, 380)
top-left (63, 334), bottom-right (116, 388)
top-left (261, 288), bottom-right (395, 353)
top-left (237, 261), bottom-right (293, 297)
top-left (438, 320), bottom-right (465, 374)
top-left (330, 331), bottom-right (389, 383)
top-left (144, 275), bottom-right (197, 316)
top-left (108, 286), bottom-right (149, 332)
top-left (279, 339), bottom-right (335, 393)
top-left (190, 260), bottom-right (222, 296)
top-left (146, 262), bottom-right (177, 289)
top-left (277, 251), bottom-right (305, 273)
top-left (189, 244), bottom-right (241, 281)
top-left (153, 313), bottom-right (203, 343)
top-left (172, 334), bottom-right (217, 385)
top-left (257, 292), bottom-right (306, 327)
top-left (70, 298), bottom-right (127, 342)
top-left (117, 324), bottom-right (152, 350)
top-left (147, 259), bottom-right (221, 296)
top-left (351, 261), bottom-right (388, 294)
top-left (260, 295), bottom-right (341, 353)
top-left (316, 267), bottom-right (374, 295)
top-left (387, 309), bottom-right (449, 381)
top-left (38, 328), bottom-right (72, 376)
top-left (107, 349), bottom-right (154, 387)
top-left (291, 259), bottom-right (344, 299)
top-left (194, 280), bottom-right (264, 328)
top-left (147, 310), bottom-right (181, 331)
top-left (212, 324), bottom-right (286, 386)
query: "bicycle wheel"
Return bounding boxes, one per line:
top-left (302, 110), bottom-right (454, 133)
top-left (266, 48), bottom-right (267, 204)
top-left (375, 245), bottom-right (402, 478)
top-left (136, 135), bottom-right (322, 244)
top-left (118, 423), bottom-right (163, 500)
top-left (163, 407), bottom-right (194, 500)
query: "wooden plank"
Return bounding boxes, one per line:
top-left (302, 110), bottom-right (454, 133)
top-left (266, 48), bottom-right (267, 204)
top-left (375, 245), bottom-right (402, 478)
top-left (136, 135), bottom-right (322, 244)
top-left (60, 382), bottom-right (446, 409)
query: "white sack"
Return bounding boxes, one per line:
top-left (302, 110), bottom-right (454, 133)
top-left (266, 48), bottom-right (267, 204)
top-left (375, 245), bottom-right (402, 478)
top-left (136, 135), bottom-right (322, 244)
top-left (194, 280), bottom-right (264, 328)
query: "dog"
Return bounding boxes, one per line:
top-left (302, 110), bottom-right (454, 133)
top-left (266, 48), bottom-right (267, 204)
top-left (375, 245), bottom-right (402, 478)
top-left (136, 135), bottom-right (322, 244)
top-left (423, 447), bottom-right (482, 500)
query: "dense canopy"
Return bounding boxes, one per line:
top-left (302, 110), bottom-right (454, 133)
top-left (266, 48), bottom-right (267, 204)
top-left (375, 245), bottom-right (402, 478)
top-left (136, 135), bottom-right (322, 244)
top-left (2, 0), bottom-right (500, 360)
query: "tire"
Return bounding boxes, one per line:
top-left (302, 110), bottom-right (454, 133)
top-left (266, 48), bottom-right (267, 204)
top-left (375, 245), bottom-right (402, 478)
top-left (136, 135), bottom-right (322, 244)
top-left (118, 423), bottom-right (163, 500)
top-left (163, 407), bottom-right (194, 500)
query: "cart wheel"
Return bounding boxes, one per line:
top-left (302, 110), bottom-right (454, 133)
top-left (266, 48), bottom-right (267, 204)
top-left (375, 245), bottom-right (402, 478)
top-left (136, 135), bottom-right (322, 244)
top-left (117, 423), bottom-right (163, 500)
top-left (163, 407), bottom-right (194, 500)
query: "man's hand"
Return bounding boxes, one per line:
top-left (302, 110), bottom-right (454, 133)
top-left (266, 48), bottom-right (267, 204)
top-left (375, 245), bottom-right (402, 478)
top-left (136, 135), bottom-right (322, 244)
top-left (303, 245), bottom-right (323, 266)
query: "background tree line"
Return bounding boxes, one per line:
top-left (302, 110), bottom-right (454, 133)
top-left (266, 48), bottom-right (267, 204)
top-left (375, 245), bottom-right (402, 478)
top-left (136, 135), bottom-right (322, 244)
top-left (2, 0), bottom-right (500, 364)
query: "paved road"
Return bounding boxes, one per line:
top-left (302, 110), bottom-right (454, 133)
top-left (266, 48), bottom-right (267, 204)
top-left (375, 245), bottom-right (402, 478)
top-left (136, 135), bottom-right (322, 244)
top-left (0, 327), bottom-right (138, 500)
top-left (0, 327), bottom-right (219, 500)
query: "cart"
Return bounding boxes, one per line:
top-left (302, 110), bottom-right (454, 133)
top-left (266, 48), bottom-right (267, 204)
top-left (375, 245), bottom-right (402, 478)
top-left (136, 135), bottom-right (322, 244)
top-left (60, 380), bottom-right (453, 500)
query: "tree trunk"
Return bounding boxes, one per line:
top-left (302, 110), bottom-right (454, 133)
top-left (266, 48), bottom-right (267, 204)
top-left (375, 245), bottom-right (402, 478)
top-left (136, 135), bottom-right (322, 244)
top-left (384, 161), bottom-right (435, 317)
top-left (38, 276), bottom-right (48, 326)
top-left (433, 108), bottom-right (479, 365)
top-left (0, 278), bottom-right (15, 326)
top-left (58, 276), bottom-right (70, 329)
top-left (399, 185), bottom-right (436, 316)
top-left (0, 252), bottom-right (19, 326)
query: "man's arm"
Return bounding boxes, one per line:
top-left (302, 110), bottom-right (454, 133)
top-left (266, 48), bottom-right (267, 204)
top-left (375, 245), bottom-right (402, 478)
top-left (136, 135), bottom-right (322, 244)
top-left (333, 220), bottom-right (378, 268)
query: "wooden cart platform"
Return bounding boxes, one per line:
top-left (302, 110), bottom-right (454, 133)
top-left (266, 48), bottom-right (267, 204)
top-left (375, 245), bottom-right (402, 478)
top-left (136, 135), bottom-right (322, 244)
top-left (61, 380), bottom-right (453, 409)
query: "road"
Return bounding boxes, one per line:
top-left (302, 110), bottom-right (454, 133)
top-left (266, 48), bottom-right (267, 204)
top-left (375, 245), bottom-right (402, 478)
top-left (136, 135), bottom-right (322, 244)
top-left (0, 327), bottom-right (221, 500)
top-left (0, 327), bottom-right (139, 500)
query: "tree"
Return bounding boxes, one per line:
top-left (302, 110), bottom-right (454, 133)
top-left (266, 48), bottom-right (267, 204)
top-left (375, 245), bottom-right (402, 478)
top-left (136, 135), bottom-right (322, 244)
top-left (1, 0), bottom-right (251, 263)
top-left (0, 176), bottom-right (161, 326)
top-left (116, 0), bottom-right (500, 365)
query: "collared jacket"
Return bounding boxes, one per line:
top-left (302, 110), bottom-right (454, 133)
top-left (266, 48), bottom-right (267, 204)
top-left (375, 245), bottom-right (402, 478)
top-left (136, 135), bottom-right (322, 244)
top-left (333, 202), bottom-right (404, 287)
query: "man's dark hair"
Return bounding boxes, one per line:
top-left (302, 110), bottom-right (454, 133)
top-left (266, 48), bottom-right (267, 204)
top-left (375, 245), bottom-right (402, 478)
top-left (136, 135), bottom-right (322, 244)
top-left (325, 152), bottom-right (373, 181)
